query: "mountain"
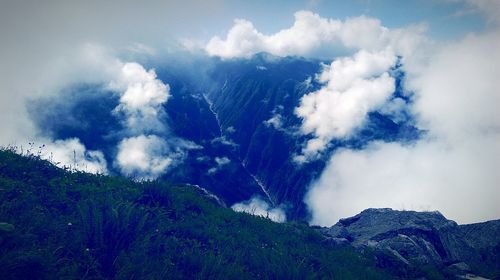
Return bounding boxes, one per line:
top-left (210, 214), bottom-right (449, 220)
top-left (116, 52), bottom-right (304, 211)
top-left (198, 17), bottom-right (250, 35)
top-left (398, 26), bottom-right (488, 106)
top-left (201, 53), bottom-right (420, 219)
top-left (29, 53), bottom-right (422, 220)
top-left (318, 208), bottom-right (500, 279)
top-left (151, 53), bottom-right (420, 220)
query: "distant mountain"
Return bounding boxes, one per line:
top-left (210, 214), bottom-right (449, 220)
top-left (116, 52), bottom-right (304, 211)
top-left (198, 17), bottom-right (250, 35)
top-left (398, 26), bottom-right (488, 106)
top-left (318, 208), bottom-right (500, 279)
top-left (29, 53), bottom-right (421, 220)
top-left (198, 53), bottom-right (420, 218)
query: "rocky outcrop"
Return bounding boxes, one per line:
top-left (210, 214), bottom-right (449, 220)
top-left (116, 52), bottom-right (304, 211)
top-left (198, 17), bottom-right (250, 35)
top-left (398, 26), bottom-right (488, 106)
top-left (319, 208), bottom-right (500, 279)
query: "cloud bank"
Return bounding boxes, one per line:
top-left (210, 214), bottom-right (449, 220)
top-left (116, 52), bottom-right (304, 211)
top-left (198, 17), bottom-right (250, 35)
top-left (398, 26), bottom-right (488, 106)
top-left (306, 28), bottom-right (500, 226)
top-left (205, 10), bottom-right (426, 59)
top-left (295, 49), bottom-right (397, 159)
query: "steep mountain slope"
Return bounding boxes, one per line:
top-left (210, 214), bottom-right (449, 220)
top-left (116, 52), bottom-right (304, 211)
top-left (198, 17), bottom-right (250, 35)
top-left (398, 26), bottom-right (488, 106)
top-left (205, 54), bottom-right (324, 216)
top-left (29, 71), bottom-right (269, 208)
top-left (0, 148), bottom-right (395, 279)
top-left (29, 53), bottom-right (421, 220)
top-left (204, 54), bottom-right (421, 218)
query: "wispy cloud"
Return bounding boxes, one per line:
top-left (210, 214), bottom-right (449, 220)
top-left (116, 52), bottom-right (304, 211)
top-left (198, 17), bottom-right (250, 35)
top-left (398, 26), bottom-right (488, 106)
top-left (116, 135), bottom-right (178, 180)
top-left (207, 156), bottom-right (231, 174)
top-left (34, 138), bottom-right (107, 174)
top-left (232, 197), bottom-right (286, 223)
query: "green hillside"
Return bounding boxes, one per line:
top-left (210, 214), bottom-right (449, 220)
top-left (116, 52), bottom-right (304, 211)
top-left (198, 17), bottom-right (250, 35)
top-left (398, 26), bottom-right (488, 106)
top-left (0, 148), bottom-right (391, 280)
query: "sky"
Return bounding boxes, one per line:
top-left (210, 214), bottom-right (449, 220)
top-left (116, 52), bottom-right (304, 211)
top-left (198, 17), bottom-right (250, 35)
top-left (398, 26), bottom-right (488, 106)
top-left (0, 0), bottom-right (499, 225)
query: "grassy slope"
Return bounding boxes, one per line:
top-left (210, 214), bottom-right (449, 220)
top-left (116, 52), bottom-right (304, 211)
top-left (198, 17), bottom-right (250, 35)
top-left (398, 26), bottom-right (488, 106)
top-left (0, 149), bottom-right (392, 280)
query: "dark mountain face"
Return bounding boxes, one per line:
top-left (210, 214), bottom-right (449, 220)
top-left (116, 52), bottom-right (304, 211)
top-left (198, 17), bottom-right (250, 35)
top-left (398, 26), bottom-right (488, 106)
top-left (203, 54), bottom-right (326, 218)
top-left (28, 53), bottom-right (421, 220)
top-left (199, 54), bottom-right (420, 219)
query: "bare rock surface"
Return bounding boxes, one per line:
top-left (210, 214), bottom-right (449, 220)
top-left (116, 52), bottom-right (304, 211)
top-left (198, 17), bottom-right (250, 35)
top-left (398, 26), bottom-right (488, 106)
top-left (319, 208), bottom-right (500, 278)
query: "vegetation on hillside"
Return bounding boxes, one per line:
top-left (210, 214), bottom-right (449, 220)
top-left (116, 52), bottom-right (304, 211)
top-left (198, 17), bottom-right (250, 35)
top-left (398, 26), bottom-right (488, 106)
top-left (0, 148), bottom-right (393, 279)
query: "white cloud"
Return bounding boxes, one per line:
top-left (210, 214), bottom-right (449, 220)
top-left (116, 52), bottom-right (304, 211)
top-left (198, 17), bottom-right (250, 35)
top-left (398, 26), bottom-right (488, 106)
top-left (306, 29), bottom-right (500, 226)
top-left (205, 11), bottom-right (426, 59)
top-left (306, 135), bottom-right (500, 226)
top-left (208, 156), bottom-right (231, 174)
top-left (379, 97), bottom-right (408, 123)
top-left (207, 167), bottom-right (218, 175)
top-left (113, 63), bottom-right (169, 109)
top-left (211, 136), bottom-right (239, 148)
top-left (108, 61), bottom-right (199, 180)
top-left (295, 49), bottom-right (397, 158)
top-left (215, 156), bottom-right (230, 166)
top-left (264, 113), bottom-right (283, 129)
top-left (410, 31), bottom-right (500, 142)
top-left (41, 138), bottom-right (108, 174)
top-left (111, 62), bottom-right (170, 134)
top-left (0, 43), bottom-right (122, 145)
top-left (232, 197), bottom-right (287, 223)
top-left (115, 135), bottom-right (182, 180)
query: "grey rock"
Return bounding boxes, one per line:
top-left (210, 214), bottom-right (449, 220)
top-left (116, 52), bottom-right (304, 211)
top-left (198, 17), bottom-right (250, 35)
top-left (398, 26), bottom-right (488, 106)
top-left (320, 208), bottom-right (500, 278)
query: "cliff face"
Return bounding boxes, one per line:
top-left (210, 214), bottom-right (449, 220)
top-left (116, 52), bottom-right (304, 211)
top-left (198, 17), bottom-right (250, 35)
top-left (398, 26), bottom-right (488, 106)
top-left (27, 54), bottom-right (422, 219)
top-left (205, 54), bottom-right (323, 217)
top-left (320, 208), bottom-right (500, 279)
top-left (204, 54), bottom-right (420, 218)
